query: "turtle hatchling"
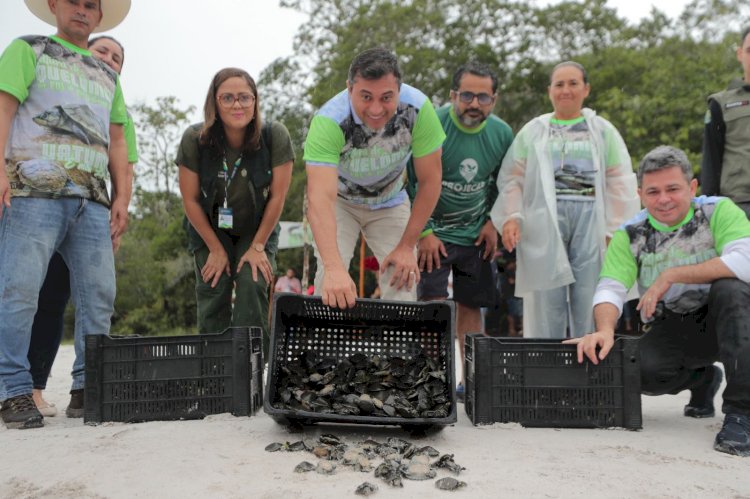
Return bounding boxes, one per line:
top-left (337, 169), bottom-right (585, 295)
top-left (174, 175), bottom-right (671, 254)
top-left (294, 461), bottom-right (316, 473)
top-left (355, 482), bottom-right (378, 496)
top-left (316, 461), bottom-right (336, 475)
top-left (435, 477), bottom-right (467, 491)
top-left (400, 461), bottom-right (436, 481)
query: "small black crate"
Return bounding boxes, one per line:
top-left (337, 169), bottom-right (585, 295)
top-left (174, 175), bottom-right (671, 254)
top-left (84, 327), bottom-right (263, 423)
top-left (264, 294), bottom-right (457, 427)
top-left (465, 334), bottom-right (641, 429)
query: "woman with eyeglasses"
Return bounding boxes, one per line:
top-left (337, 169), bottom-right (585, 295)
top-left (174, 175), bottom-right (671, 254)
top-left (177, 68), bottom-right (294, 350)
top-left (490, 61), bottom-right (639, 339)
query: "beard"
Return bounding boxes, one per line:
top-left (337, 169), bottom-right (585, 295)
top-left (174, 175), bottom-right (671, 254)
top-left (456, 106), bottom-right (488, 127)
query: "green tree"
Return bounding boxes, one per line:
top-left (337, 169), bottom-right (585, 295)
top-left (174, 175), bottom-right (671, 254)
top-left (132, 96), bottom-right (195, 195)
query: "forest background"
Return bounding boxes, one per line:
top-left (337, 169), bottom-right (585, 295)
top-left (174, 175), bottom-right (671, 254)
top-left (66, 0), bottom-right (750, 337)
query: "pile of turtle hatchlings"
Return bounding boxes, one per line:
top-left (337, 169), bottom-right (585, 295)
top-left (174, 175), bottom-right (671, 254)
top-left (265, 434), bottom-right (467, 494)
top-left (272, 351), bottom-right (452, 419)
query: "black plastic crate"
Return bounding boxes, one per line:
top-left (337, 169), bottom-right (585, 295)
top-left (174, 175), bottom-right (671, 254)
top-left (264, 294), bottom-right (457, 427)
top-left (84, 327), bottom-right (263, 423)
top-left (465, 335), bottom-right (641, 429)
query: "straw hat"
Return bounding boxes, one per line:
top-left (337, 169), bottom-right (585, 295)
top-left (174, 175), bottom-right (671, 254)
top-left (25, 0), bottom-right (131, 33)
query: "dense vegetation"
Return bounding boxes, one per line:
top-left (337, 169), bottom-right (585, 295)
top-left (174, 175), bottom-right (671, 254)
top-left (67, 0), bottom-right (748, 336)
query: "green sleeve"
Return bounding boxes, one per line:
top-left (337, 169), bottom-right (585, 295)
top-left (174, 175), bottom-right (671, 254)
top-left (124, 111), bottom-right (138, 164)
top-left (270, 121), bottom-right (295, 167)
top-left (603, 125), bottom-right (628, 169)
top-left (302, 115), bottom-right (345, 166)
top-left (599, 229), bottom-right (638, 288)
top-left (175, 125), bottom-right (201, 173)
top-left (711, 198), bottom-right (750, 252)
top-left (411, 99), bottom-right (446, 158)
top-left (109, 78), bottom-right (128, 125)
top-left (0, 39), bottom-right (37, 103)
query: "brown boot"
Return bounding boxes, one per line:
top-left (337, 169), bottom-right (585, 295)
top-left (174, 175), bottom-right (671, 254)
top-left (65, 389), bottom-right (84, 418)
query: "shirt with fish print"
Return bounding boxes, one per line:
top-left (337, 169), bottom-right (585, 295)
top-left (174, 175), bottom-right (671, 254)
top-left (303, 84), bottom-right (445, 209)
top-left (0, 35), bottom-right (127, 207)
top-left (600, 196), bottom-right (750, 313)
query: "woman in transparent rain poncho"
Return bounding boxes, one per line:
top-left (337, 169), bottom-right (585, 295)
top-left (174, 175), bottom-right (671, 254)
top-left (490, 61), bottom-right (639, 339)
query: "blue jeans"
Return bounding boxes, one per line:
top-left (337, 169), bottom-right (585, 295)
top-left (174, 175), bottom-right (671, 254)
top-left (0, 197), bottom-right (115, 399)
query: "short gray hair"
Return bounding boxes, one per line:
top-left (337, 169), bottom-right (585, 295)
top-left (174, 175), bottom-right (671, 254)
top-left (637, 145), bottom-right (692, 186)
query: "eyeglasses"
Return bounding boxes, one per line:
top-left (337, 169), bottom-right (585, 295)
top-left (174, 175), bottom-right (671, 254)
top-left (217, 93), bottom-right (255, 109)
top-left (457, 91), bottom-right (494, 106)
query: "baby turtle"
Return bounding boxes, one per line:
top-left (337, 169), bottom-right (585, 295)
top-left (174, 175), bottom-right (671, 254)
top-left (435, 477), bottom-right (467, 491)
top-left (294, 461), bottom-right (316, 473)
top-left (374, 461), bottom-right (403, 488)
top-left (319, 434), bottom-right (342, 446)
top-left (416, 446), bottom-right (440, 457)
top-left (355, 482), bottom-right (378, 496)
top-left (434, 454), bottom-right (465, 475)
top-left (316, 461), bottom-right (337, 475)
top-left (287, 440), bottom-right (307, 452)
top-left (265, 442), bottom-right (284, 452)
top-left (400, 461), bottom-right (436, 481)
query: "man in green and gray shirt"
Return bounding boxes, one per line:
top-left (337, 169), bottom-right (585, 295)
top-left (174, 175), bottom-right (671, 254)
top-left (569, 146), bottom-right (750, 457)
top-left (408, 62), bottom-right (513, 397)
top-left (0, 0), bottom-right (131, 429)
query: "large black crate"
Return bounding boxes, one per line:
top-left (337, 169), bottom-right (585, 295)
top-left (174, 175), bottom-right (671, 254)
top-left (264, 294), bottom-right (457, 426)
top-left (465, 334), bottom-right (641, 429)
top-left (84, 327), bottom-right (263, 423)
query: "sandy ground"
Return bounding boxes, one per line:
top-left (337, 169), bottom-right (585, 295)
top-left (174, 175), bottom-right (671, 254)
top-left (1, 344), bottom-right (749, 499)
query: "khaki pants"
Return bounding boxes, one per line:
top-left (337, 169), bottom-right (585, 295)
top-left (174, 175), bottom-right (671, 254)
top-left (313, 198), bottom-right (416, 301)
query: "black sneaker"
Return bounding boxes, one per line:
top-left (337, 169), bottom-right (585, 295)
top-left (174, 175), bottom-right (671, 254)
top-left (684, 365), bottom-right (723, 418)
top-left (65, 389), bottom-right (84, 418)
top-left (714, 414), bottom-right (750, 457)
top-left (1, 394), bottom-right (44, 429)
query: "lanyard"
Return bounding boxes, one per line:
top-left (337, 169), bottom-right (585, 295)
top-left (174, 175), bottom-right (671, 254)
top-left (222, 154), bottom-right (242, 209)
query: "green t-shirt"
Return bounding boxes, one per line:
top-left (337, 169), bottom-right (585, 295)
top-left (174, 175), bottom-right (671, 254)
top-left (0, 35), bottom-right (128, 207)
top-left (414, 105), bottom-right (513, 245)
top-left (303, 84), bottom-right (445, 209)
top-left (601, 196), bottom-right (750, 312)
top-left (124, 111), bottom-right (138, 164)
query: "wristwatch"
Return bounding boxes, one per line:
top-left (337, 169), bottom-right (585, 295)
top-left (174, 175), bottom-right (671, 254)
top-left (252, 242), bottom-right (265, 253)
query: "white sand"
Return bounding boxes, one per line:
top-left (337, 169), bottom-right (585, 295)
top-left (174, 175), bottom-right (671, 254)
top-left (2, 345), bottom-right (749, 499)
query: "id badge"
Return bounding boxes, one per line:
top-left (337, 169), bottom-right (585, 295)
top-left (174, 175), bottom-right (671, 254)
top-left (218, 207), bottom-right (233, 229)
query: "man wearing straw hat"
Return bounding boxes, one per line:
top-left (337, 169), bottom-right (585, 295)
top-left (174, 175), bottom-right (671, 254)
top-left (0, 0), bottom-right (131, 429)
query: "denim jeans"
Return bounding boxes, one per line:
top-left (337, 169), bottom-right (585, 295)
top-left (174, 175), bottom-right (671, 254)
top-left (639, 278), bottom-right (750, 416)
top-left (0, 197), bottom-right (115, 400)
top-left (28, 252), bottom-right (70, 389)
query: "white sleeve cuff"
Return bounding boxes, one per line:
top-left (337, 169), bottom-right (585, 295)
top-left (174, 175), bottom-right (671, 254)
top-left (720, 238), bottom-right (750, 283)
top-left (593, 278), bottom-right (628, 317)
